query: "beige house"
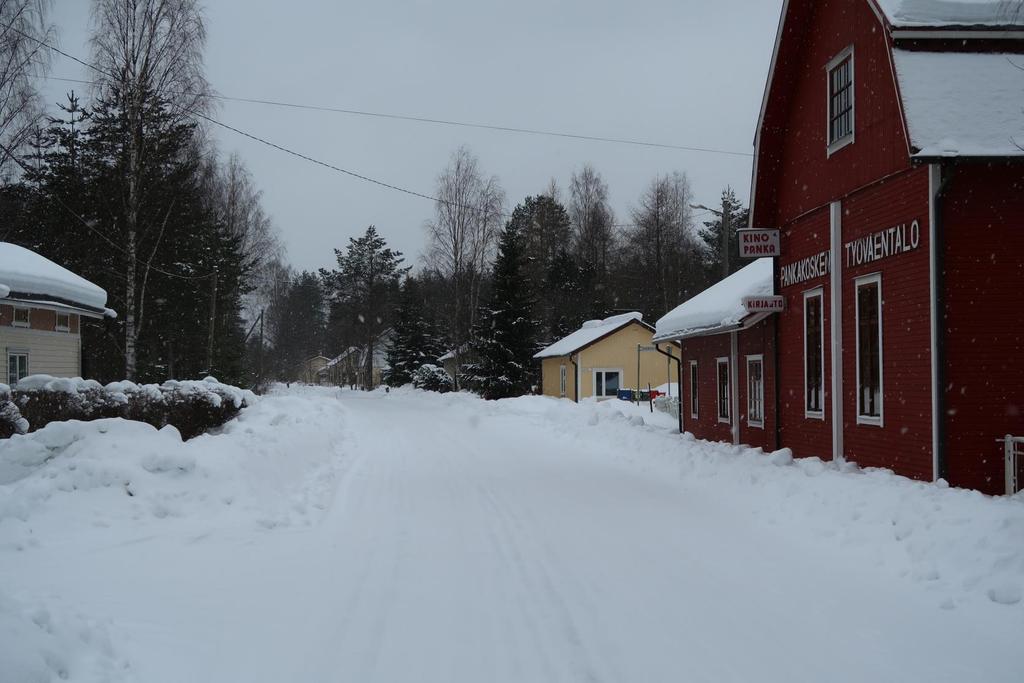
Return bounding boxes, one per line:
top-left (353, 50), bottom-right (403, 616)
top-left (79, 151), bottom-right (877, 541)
top-left (534, 313), bottom-right (673, 401)
top-left (0, 243), bottom-right (113, 385)
top-left (297, 355), bottom-right (331, 384)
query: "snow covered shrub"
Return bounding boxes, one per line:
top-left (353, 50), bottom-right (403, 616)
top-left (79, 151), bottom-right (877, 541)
top-left (0, 384), bottom-right (27, 438)
top-left (411, 364), bottom-right (453, 393)
top-left (9, 376), bottom-right (255, 440)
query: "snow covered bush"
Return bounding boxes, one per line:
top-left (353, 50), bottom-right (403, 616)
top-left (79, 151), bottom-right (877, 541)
top-left (10, 376), bottom-right (256, 440)
top-left (411, 364), bottom-right (453, 393)
top-left (0, 384), bottom-right (28, 438)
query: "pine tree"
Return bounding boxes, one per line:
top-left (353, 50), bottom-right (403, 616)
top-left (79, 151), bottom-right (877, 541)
top-left (469, 222), bottom-right (537, 400)
top-left (698, 187), bottom-right (747, 282)
top-left (321, 226), bottom-right (409, 388)
top-left (385, 277), bottom-right (445, 387)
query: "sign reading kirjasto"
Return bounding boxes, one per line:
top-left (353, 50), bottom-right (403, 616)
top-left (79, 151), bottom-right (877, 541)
top-left (844, 220), bottom-right (920, 268)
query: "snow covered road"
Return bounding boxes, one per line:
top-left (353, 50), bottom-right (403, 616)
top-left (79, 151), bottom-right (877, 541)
top-left (2, 386), bottom-right (1023, 682)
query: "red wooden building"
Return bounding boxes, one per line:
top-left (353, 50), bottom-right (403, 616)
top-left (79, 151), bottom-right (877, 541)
top-left (660, 0), bottom-right (1024, 495)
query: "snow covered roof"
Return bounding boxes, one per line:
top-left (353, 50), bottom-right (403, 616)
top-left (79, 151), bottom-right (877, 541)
top-left (0, 243), bottom-right (110, 315)
top-left (875, 0), bottom-right (1024, 27)
top-left (534, 312), bottom-right (649, 359)
top-left (654, 259), bottom-right (774, 342)
top-left (893, 49), bottom-right (1024, 158)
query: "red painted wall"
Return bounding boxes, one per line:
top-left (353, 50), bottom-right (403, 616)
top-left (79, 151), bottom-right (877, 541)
top-left (776, 206), bottom-right (833, 462)
top-left (942, 163), bottom-right (1024, 494)
top-left (681, 334), bottom-right (733, 444)
top-left (680, 321), bottom-right (777, 451)
top-left (754, 0), bottom-right (910, 231)
top-left (840, 167), bottom-right (932, 480)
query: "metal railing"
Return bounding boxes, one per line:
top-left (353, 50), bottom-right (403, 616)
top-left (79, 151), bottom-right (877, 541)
top-left (1003, 435), bottom-right (1024, 495)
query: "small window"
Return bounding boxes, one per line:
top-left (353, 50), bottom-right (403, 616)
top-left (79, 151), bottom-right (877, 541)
top-left (12, 308), bottom-right (29, 327)
top-left (689, 360), bottom-right (699, 419)
top-left (7, 352), bottom-right (28, 385)
top-left (56, 312), bottom-right (71, 332)
top-left (559, 365), bottom-right (567, 398)
top-left (804, 289), bottom-right (824, 418)
top-left (827, 47), bottom-right (854, 151)
top-left (594, 369), bottom-right (621, 398)
top-left (716, 357), bottom-right (731, 423)
top-left (747, 355), bottom-right (764, 428)
top-left (856, 275), bottom-right (883, 425)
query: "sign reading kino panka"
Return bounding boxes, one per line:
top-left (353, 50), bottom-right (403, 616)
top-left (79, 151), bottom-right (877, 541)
top-left (738, 229), bottom-right (781, 257)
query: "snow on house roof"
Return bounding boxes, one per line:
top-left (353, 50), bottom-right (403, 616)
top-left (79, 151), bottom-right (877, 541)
top-left (654, 258), bottom-right (774, 342)
top-left (534, 312), bottom-right (647, 359)
top-left (875, 0), bottom-right (1024, 27)
top-left (893, 49), bottom-right (1024, 158)
top-left (0, 243), bottom-right (109, 313)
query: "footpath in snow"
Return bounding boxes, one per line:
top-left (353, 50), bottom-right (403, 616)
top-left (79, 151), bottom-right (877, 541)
top-left (0, 385), bottom-right (1022, 682)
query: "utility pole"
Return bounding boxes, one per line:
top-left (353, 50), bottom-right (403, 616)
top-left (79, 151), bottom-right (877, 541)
top-left (206, 269), bottom-right (218, 375)
top-left (257, 309), bottom-right (264, 391)
top-left (720, 193), bottom-right (731, 278)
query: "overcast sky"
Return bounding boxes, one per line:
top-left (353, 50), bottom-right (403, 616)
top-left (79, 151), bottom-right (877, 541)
top-left (43, 0), bottom-right (783, 273)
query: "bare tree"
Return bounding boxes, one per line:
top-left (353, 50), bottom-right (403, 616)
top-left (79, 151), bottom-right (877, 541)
top-left (569, 164), bottom-right (615, 273)
top-left (629, 172), bottom-right (698, 316)
top-left (425, 146), bottom-right (505, 386)
top-left (89, 0), bottom-right (210, 379)
top-left (0, 0), bottom-right (53, 172)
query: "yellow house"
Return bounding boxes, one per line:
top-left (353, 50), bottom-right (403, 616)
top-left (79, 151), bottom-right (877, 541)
top-left (534, 313), bottom-right (674, 401)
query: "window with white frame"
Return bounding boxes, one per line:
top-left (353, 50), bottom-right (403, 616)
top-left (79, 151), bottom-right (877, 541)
top-left (593, 369), bottom-right (621, 398)
top-left (856, 274), bottom-right (883, 424)
top-left (56, 312), bottom-right (71, 332)
top-left (804, 289), bottom-right (824, 418)
top-left (747, 355), bottom-right (764, 428)
top-left (7, 352), bottom-right (27, 385)
top-left (689, 360), bottom-right (699, 419)
top-left (12, 307), bottom-right (29, 327)
top-left (559, 365), bottom-right (567, 398)
top-left (827, 46), bottom-right (854, 151)
top-left (716, 357), bottom-right (730, 423)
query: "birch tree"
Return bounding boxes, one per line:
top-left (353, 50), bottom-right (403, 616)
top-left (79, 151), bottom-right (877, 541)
top-left (0, 0), bottom-right (53, 171)
top-left (89, 0), bottom-right (210, 379)
top-left (425, 146), bottom-right (505, 385)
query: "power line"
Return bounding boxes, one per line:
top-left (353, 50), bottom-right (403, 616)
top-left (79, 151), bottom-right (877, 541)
top-left (15, 31), bottom-right (664, 229)
top-left (39, 75), bottom-right (754, 159)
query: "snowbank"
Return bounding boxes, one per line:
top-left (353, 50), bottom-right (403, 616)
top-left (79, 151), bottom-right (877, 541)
top-left (0, 242), bottom-right (108, 311)
top-left (429, 390), bottom-right (1024, 611)
top-left (0, 389), bottom-right (350, 678)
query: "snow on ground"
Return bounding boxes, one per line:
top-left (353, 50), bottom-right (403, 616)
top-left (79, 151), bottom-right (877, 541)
top-left (1, 385), bottom-right (1022, 682)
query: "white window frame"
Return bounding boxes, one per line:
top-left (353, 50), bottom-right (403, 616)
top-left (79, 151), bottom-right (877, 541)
top-left (592, 368), bottom-right (624, 399)
top-left (716, 357), bottom-right (731, 423)
top-left (746, 354), bottom-right (765, 429)
top-left (804, 287), bottom-right (825, 420)
top-left (56, 312), bottom-right (71, 333)
top-left (559, 364), bottom-right (567, 398)
top-left (12, 307), bottom-right (29, 328)
top-left (826, 45), bottom-right (855, 156)
top-left (7, 350), bottom-right (28, 385)
top-left (689, 360), bottom-right (699, 420)
top-left (855, 273), bottom-right (884, 427)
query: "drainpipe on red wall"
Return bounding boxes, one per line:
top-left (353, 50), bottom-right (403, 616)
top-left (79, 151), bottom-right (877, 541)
top-left (930, 162), bottom-right (953, 482)
top-left (655, 343), bottom-right (683, 434)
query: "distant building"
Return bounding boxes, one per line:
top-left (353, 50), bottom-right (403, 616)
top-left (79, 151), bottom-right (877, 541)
top-left (0, 243), bottom-right (114, 385)
top-left (534, 313), bottom-right (673, 402)
top-left (318, 330), bottom-right (393, 389)
top-left (297, 355), bottom-right (330, 384)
